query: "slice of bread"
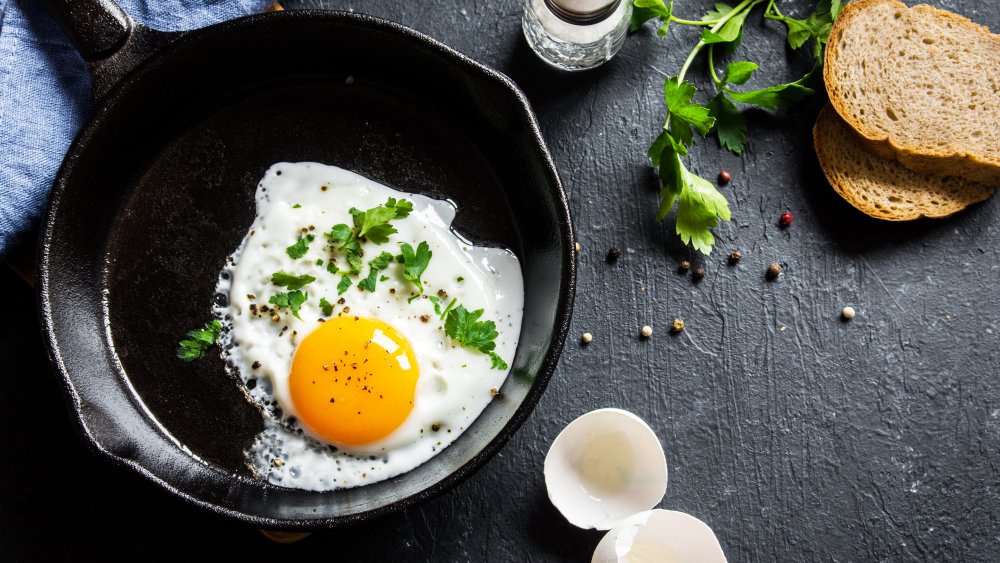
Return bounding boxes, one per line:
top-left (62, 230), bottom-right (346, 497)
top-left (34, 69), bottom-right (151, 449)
top-left (813, 105), bottom-right (992, 220)
top-left (824, 0), bottom-right (1000, 187)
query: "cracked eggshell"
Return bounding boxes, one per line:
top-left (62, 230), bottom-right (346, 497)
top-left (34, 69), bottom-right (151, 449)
top-left (544, 408), bottom-right (668, 530)
top-left (592, 509), bottom-right (727, 563)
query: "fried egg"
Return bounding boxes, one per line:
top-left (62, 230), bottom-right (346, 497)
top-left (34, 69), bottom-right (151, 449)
top-left (215, 162), bottom-right (523, 491)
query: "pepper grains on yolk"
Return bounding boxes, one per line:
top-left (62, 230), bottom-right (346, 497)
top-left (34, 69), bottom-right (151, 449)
top-left (289, 316), bottom-right (419, 446)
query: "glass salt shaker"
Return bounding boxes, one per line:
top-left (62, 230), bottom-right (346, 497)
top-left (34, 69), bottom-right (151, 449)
top-left (522, 0), bottom-right (632, 71)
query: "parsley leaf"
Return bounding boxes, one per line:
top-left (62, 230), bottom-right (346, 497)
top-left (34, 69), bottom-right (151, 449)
top-left (444, 305), bottom-right (508, 371)
top-left (702, 2), bottom-right (735, 21)
top-left (675, 163), bottom-right (732, 254)
top-left (398, 241), bottom-right (432, 293)
top-left (488, 352), bottom-right (509, 371)
top-left (357, 251), bottom-right (395, 293)
top-left (271, 271), bottom-right (315, 290)
top-left (766, 0), bottom-right (839, 52)
top-left (652, 136), bottom-right (731, 253)
top-left (337, 275), bottom-right (352, 295)
top-left (701, 0), bottom-right (762, 52)
top-left (176, 320), bottom-right (223, 362)
top-left (707, 93), bottom-right (747, 154)
top-left (269, 290), bottom-right (308, 320)
top-left (630, 0), bottom-right (673, 36)
top-left (351, 197), bottom-right (413, 243)
top-left (725, 70), bottom-right (816, 110)
top-left (722, 60), bottom-right (758, 85)
top-left (319, 297), bottom-right (334, 317)
top-left (428, 295), bottom-right (442, 315)
top-left (286, 233), bottom-right (315, 260)
top-left (663, 77), bottom-right (715, 147)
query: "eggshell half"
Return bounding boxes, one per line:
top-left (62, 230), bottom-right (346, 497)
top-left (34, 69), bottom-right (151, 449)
top-left (544, 408), bottom-right (668, 530)
top-left (591, 509), bottom-right (727, 563)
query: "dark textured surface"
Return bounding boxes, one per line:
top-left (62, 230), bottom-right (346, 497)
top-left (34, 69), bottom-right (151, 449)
top-left (4, 0), bottom-right (999, 560)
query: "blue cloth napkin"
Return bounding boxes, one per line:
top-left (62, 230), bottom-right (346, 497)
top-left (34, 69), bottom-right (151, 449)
top-left (0, 0), bottom-right (273, 259)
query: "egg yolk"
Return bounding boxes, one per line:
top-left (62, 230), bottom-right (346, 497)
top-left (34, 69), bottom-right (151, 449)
top-left (289, 316), bottom-right (419, 446)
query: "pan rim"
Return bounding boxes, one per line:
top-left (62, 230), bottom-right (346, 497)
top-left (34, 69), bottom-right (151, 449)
top-left (37, 9), bottom-right (575, 530)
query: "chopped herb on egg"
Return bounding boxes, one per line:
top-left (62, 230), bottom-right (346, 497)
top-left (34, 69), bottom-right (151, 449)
top-left (398, 241), bottom-right (432, 294)
top-left (444, 304), bottom-right (508, 370)
top-left (326, 198), bottom-right (413, 275)
top-left (292, 203), bottom-right (302, 209)
top-left (285, 233), bottom-right (315, 260)
top-left (271, 271), bottom-right (315, 290)
top-left (357, 252), bottom-right (395, 293)
top-left (337, 275), bottom-right (352, 295)
top-left (319, 297), bottom-right (334, 317)
top-left (428, 295), bottom-right (442, 315)
top-left (269, 290), bottom-right (308, 320)
top-left (176, 319), bottom-right (223, 362)
top-left (439, 298), bottom-right (458, 320)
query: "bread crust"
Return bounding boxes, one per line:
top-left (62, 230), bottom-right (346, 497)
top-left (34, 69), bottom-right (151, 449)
top-left (824, 0), bottom-right (1000, 187)
top-left (813, 105), bottom-right (993, 220)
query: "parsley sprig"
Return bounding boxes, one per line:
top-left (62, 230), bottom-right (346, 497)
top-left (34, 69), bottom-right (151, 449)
top-left (269, 271), bottom-right (315, 320)
top-left (285, 234), bottom-right (315, 260)
top-left (177, 320), bottom-right (223, 362)
top-left (443, 303), bottom-right (508, 370)
top-left (327, 198), bottom-right (413, 275)
top-left (398, 241), bottom-right (432, 293)
top-left (358, 251), bottom-right (395, 293)
top-left (269, 290), bottom-right (308, 320)
top-left (632, 0), bottom-right (839, 253)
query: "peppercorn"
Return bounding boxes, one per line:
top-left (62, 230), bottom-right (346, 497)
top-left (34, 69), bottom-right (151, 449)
top-left (842, 306), bottom-right (856, 320)
top-left (581, 332), bottom-right (593, 344)
top-left (779, 212), bottom-right (793, 228)
top-left (692, 267), bottom-right (705, 282)
top-left (575, 242), bottom-right (581, 253)
top-left (640, 325), bottom-right (653, 337)
top-left (728, 249), bottom-right (742, 265)
top-left (718, 170), bottom-right (732, 184)
top-left (606, 247), bottom-right (621, 263)
top-left (766, 262), bottom-right (782, 280)
top-left (678, 260), bottom-right (691, 273)
top-left (671, 318), bottom-right (685, 333)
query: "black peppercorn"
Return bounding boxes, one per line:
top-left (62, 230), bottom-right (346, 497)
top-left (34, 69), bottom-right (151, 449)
top-left (606, 247), bottom-right (622, 263)
top-left (692, 267), bottom-right (705, 282)
top-left (678, 260), bottom-right (691, 273)
top-left (728, 249), bottom-right (742, 265)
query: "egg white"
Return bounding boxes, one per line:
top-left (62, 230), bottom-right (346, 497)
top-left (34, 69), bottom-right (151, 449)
top-left (215, 162), bottom-right (523, 491)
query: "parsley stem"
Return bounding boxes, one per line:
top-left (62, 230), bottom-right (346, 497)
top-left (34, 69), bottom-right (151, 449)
top-left (765, 0), bottom-right (784, 18)
top-left (677, 0), bottom-right (760, 84)
top-left (670, 16), bottom-right (716, 26)
top-left (707, 45), bottom-right (723, 88)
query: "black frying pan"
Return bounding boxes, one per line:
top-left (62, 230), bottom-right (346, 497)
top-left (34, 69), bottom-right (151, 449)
top-left (38, 0), bottom-right (574, 530)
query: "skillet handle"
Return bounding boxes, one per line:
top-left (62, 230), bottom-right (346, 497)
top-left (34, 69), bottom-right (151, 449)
top-left (41, 0), bottom-right (179, 100)
top-left (41, 0), bottom-right (132, 61)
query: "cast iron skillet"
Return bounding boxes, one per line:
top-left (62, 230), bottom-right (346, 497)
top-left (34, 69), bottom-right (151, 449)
top-left (38, 0), bottom-right (574, 530)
